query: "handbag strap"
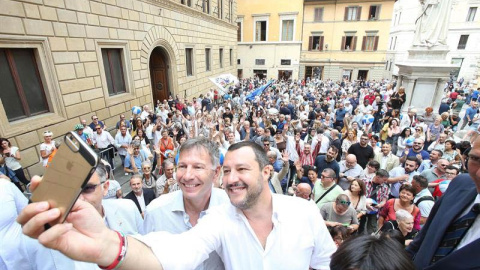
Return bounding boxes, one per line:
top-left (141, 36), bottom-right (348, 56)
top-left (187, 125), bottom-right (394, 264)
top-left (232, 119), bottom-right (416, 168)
top-left (315, 184), bottom-right (338, 204)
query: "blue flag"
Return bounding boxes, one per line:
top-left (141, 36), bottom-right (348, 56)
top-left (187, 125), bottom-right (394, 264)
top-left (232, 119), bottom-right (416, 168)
top-left (246, 80), bottom-right (274, 102)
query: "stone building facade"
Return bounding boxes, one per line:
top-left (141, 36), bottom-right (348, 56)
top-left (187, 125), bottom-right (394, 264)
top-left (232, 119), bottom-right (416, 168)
top-left (0, 0), bottom-right (237, 176)
top-left (236, 0), bottom-right (303, 80)
top-left (385, 0), bottom-right (479, 86)
top-left (301, 0), bottom-right (395, 81)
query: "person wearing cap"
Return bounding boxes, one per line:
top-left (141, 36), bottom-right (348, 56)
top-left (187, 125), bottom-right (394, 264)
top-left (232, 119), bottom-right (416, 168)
top-left (39, 131), bottom-right (56, 167)
top-left (74, 124), bottom-right (93, 147)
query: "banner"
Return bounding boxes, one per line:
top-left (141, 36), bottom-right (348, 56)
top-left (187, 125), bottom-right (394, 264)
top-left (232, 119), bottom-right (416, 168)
top-left (209, 74), bottom-right (239, 95)
top-left (246, 80), bottom-right (274, 102)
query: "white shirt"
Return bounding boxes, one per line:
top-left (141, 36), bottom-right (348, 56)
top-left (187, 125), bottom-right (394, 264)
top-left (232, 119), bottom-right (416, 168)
top-left (136, 194), bottom-right (336, 270)
top-left (143, 188), bottom-right (230, 270)
top-left (413, 188), bottom-right (435, 220)
top-left (92, 131), bottom-right (115, 149)
top-left (3, 147), bottom-right (21, 170)
top-left (136, 193), bottom-right (146, 213)
top-left (39, 141), bottom-right (56, 167)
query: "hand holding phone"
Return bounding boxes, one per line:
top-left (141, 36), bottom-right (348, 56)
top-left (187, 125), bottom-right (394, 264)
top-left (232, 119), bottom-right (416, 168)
top-left (30, 131), bottom-right (99, 227)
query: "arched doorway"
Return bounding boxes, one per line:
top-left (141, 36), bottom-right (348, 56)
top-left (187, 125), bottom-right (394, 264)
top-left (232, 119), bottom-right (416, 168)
top-left (149, 47), bottom-right (170, 104)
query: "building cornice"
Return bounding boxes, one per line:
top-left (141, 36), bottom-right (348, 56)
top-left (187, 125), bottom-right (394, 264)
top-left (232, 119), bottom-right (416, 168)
top-left (140, 0), bottom-right (237, 30)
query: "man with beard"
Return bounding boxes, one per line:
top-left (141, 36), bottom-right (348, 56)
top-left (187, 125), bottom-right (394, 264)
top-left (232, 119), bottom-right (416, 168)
top-left (348, 134), bottom-right (375, 168)
top-left (19, 142), bottom-right (336, 269)
top-left (125, 175), bottom-right (155, 217)
top-left (314, 146), bottom-right (340, 178)
top-left (418, 149), bottom-right (443, 173)
top-left (387, 156), bottom-right (420, 198)
top-left (400, 138), bottom-right (430, 164)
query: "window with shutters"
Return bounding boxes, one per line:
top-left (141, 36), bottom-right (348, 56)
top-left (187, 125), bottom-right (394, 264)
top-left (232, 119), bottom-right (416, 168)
top-left (368, 5), bottom-right (381, 20)
top-left (255, 21), bottom-right (267, 41)
top-left (308, 36), bottom-right (324, 51)
top-left (0, 48), bottom-right (49, 122)
top-left (362, 36), bottom-right (379, 51)
top-left (341, 36), bottom-right (357, 51)
top-left (281, 20), bottom-right (294, 41)
top-left (457, 35), bottom-right (469, 50)
top-left (101, 48), bottom-right (127, 96)
top-left (466, 7), bottom-right (477, 22)
top-left (345, 6), bottom-right (361, 21)
top-left (314, 8), bottom-right (324, 22)
top-left (229, 49), bottom-right (233, 66)
top-left (237, 59), bottom-right (241, 65)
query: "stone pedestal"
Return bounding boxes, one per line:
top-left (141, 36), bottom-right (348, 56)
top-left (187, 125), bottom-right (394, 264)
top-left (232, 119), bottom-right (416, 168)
top-left (396, 46), bottom-right (459, 111)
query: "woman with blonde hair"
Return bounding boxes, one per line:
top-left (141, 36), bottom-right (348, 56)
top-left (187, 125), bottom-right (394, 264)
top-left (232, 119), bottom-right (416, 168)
top-left (341, 129), bottom-right (357, 160)
top-left (390, 86), bottom-right (406, 110)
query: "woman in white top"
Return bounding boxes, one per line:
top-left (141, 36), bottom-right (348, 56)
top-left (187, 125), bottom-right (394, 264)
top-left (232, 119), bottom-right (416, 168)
top-left (1, 138), bottom-right (30, 189)
top-left (39, 131), bottom-right (56, 167)
top-left (345, 179), bottom-right (367, 221)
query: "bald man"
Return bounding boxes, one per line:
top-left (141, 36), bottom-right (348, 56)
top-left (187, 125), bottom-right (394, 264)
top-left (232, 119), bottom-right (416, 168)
top-left (338, 154), bottom-right (365, 190)
top-left (295, 183), bottom-right (312, 201)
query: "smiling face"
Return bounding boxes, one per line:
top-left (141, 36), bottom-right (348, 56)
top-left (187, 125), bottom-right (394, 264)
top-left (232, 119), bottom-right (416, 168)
top-left (399, 189), bottom-right (414, 204)
top-left (222, 146), bottom-right (269, 210)
top-left (130, 176), bottom-right (143, 196)
top-left (398, 216), bottom-right (414, 234)
top-left (176, 147), bottom-right (218, 202)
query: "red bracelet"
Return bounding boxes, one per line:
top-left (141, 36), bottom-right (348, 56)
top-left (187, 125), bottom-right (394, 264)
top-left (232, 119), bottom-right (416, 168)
top-left (99, 231), bottom-right (127, 270)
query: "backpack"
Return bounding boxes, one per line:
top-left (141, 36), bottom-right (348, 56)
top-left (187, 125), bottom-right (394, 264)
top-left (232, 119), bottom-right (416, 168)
top-left (414, 195), bottom-right (434, 207)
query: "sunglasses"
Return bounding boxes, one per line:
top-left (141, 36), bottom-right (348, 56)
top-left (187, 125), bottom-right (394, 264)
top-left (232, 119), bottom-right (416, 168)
top-left (337, 200), bottom-right (351, 206)
top-left (93, 118), bottom-right (98, 120)
top-left (81, 183), bottom-right (101, 194)
top-left (264, 144), bottom-right (270, 146)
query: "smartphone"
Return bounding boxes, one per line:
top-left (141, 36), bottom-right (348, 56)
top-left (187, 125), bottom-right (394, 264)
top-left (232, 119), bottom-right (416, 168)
top-left (31, 131), bottom-right (99, 227)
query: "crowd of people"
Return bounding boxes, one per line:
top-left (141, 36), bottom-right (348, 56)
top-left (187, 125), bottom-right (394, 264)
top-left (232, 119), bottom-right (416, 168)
top-left (2, 76), bottom-right (480, 269)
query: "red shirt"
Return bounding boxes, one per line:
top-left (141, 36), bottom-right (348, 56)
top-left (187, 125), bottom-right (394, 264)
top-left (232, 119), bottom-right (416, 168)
top-left (450, 92), bottom-right (458, 99)
top-left (364, 94), bottom-right (376, 105)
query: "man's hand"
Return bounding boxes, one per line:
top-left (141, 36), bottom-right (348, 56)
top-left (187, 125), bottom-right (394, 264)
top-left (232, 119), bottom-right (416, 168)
top-left (166, 178), bottom-right (176, 187)
top-left (127, 146), bottom-right (134, 156)
top-left (281, 150), bottom-right (290, 163)
top-left (17, 177), bottom-right (118, 266)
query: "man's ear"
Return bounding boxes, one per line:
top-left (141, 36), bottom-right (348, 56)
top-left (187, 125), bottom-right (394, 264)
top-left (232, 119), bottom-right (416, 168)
top-left (102, 180), bottom-right (110, 196)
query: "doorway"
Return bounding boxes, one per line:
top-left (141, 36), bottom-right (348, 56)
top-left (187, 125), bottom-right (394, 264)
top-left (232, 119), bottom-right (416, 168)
top-left (253, 69), bottom-right (267, 79)
top-left (278, 70), bottom-right (292, 81)
top-left (358, 70), bottom-right (369, 80)
top-left (149, 47), bottom-right (170, 104)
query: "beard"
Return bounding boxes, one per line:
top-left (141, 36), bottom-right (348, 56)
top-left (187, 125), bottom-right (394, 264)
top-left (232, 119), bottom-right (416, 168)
top-left (227, 175), bottom-right (264, 210)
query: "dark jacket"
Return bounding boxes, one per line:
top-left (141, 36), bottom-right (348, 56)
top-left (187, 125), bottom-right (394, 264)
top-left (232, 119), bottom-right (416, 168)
top-left (124, 188), bottom-right (156, 214)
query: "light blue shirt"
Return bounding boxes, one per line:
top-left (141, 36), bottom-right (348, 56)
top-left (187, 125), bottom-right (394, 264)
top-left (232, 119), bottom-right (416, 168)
top-left (114, 133), bottom-right (132, 156)
top-left (124, 150), bottom-right (149, 173)
top-left (143, 188), bottom-right (230, 270)
top-left (388, 167), bottom-right (419, 198)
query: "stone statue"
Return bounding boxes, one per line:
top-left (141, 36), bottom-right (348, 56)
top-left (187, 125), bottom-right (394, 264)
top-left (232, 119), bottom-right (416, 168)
top-left (412, 0), bottom-right (452, 48)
